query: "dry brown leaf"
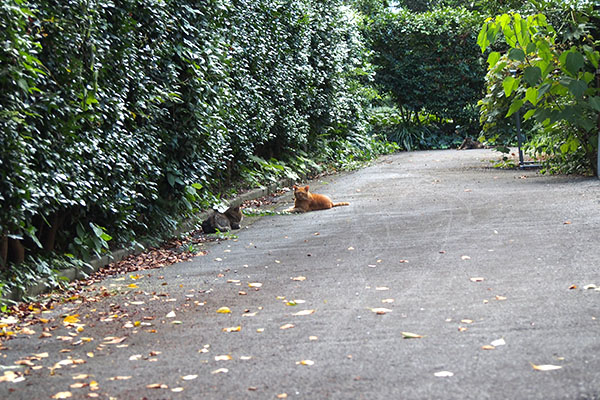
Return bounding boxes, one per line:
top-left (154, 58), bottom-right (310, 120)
top-left (102, 336), bottom-right (126, 344)
top-left (292, 309), bottom-right (315, 316)
top-left (222, 326), bottom-right (241, 333)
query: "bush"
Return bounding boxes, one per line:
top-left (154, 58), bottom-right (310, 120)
top-left (367, 7), bottom-right (487, 138)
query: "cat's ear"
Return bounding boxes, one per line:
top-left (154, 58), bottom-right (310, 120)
top-left (304, 185), bottom-right (309, 191)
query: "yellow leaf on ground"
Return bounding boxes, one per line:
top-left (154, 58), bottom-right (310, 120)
top-left (296, 360), bottom-right (314, 366)
top-left (248, 282), bottom-right (263, 288)
top-left (63, 315), bottom-right (80, 324)
top-left (216, 307), bottom-right (231, 314)
top-left (215, 355), bottom-right (232, 361)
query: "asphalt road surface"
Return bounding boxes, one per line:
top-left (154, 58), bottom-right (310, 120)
top-left (2, 149), bottom-right (600, 400)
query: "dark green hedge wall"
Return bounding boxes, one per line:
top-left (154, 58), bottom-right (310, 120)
top-left (0, 0), bottom-right (376, 277)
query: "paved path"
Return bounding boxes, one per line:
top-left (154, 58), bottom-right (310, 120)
top-left (2, 149), bottom-right (600, 399)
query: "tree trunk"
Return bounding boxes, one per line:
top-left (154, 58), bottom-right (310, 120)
top-left (0, 235), bottom-right (7, 270)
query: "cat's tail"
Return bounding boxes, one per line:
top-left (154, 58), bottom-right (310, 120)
top-left (332, 202), bottom-right (350, 207)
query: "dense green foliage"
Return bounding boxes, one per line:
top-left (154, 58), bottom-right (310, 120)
top-left (0, 0), bottom-right (396, 296)
top-left (366, 7), bottom-right (487, 139)
top-left (478, 3), bottom-right (600, 174)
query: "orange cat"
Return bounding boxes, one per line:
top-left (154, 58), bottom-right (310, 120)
top-left (287, 185), bottom-right (350, 213)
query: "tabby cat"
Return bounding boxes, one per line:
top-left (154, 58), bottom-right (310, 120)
top-left (201, 206), bottom-right (243, 234)
top-left (287, 185), bottom-right (349, 213)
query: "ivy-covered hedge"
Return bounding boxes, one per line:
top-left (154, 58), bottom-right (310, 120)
top-left (0, 0), bottom-right (386, 290)
top-left (366, 7), bottom-right (487, 137)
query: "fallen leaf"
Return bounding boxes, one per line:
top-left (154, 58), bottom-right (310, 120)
top-left (147, 383), bottom-right (168, 389)
top-left (495, 295), bottom-right (507, 301)
top-left (166, 311), bottom-right (176, 318)
top-left (291, 276), bottom-right (306, 282)
top-left (277, 394), bottom-right (288, 399)
top-left (382, 299), bottom-right (394, 303)
top-left (211, 368), bottom-right (229, 374)
top-left (171, 388), bottom-right (184, 393)
top-left (103, 336), bottom-right (126, 344)
top-left (583, 284), bottom-right (598, 290)
top-left (215, 355), bottom-right (232, 361)
top-left (375, 287), bottom-right (389, 291)
top-left (401, 332), bottom-right (423, 339)
top-left (461, 255), bottom-right (471, 260)
top-left (292, 309), bottom-right (315, 316)
top-left (296, 360), bottom-right (314, 366)
top-left (370, 308), bottom-right (392, 315)
top-left (63, 315), bottom-right (80, 324)
top-left (248, 282), bottom-right (263, 288)
top-left (460, 319), bottom-right (473, 324)
top-left (531, 363), bottom-right (562, 371)
top-left (109, 376), bottom-right (132, 380)
top-left (70, 383), bottom-right (87, 389)
top-left (72, 374), bottom-right (90, 380)
top-left (216, 307), bottom-right (231, 314)
top-left (434, 371), bottom-right (454, 377)
top-left (52, 392), bottom-right (72, 399)
top-left (481, 345), bottom-right (496, 350)
top-left (280, 323), bottom-right (295, 330)
top-left (181, 375), bottom-right (198, 381)
top-left (309, 336), bottom-right (318, 341)
top-left (399, 259), bottom-right (409, 263)
top-left (568, 285), bottom-right (577, 290)
top-left (127, 284), bottom-right (138, 289)
top-left (470, 277), bottom-right (484, 282)
top-left (223, 326), bottom-right (241, 332)
top-left (490, 338), bottom-right (506, 347)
